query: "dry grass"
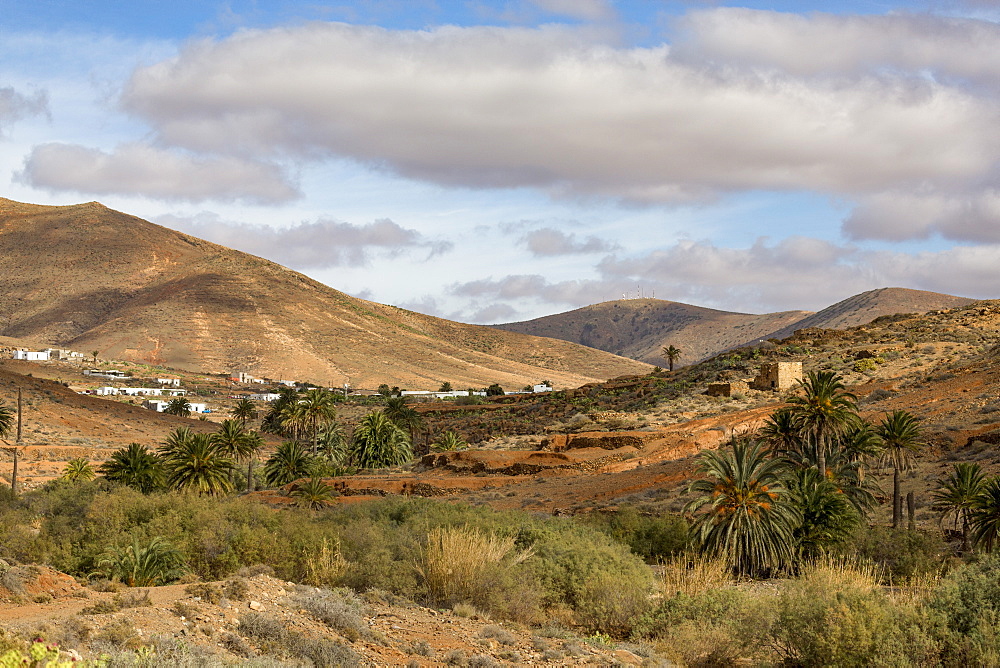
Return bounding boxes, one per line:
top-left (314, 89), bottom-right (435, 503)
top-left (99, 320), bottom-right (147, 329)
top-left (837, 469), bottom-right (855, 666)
top-left (419, 526), bottom-right (533, 605)
top-left (659, 553), bottom-right (731, 598)
top-left (797, 555), bottom-right (883, 593)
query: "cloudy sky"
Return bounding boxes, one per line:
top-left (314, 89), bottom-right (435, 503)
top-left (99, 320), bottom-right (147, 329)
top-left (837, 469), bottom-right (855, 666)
top-left (3, 0), bottom-right (1000, 323)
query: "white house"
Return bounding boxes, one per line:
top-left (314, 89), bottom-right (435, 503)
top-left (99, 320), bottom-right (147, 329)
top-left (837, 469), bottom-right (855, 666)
top-left (84, 369), bottom-right (129, 379)
top-left (533, 384), bottom-right (553, 393)
top-left (143, 399), bottom-right (207, 413)
top-left (156, 378), bottom-right (181, 387)
top-left (94, 386), bottom-right (119, 396)
top-left (119, 387), bottom-right (163, 397)
top-left (13, 350), bottom-right (49, 361)
top-left (249, 393), bottom-right (281, 402)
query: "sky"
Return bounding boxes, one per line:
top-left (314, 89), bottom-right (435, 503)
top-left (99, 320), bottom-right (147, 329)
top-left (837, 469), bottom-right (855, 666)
top-left (2, 0), bottom-right (1000, 324)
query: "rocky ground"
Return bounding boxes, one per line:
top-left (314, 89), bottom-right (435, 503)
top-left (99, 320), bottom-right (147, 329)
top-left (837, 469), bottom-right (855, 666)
top-left (0, 566), bottom-right (660, 666)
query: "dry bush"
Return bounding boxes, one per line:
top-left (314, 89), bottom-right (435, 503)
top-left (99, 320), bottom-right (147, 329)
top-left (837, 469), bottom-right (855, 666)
top-left (418, 526), bottom-right (533, 607)
top-left (185, 582), bottom-right (222, 604)
top-left (660, 553), bottom-right (730, 598)
top-left (290, 586), bottom-right (367, 641)
top-left (300, 537), bottom-right (347, 587)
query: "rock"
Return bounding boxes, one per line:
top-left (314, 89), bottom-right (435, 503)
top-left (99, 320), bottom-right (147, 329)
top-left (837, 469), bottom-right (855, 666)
top-left (612, 649), bottom-right (642, 665)
top-left (248, 600), bottom-right (264, 611)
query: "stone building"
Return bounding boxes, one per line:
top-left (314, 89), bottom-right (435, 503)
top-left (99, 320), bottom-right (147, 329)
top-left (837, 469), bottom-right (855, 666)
top-left (751, 361), bottom-right (803, 391)
top-left (706, 380), bottom-right (750, 397)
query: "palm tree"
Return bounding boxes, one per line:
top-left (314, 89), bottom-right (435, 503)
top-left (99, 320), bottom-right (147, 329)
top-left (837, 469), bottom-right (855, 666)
top-left (159, 431), bottom-right (233, 496)
top-left (788, 467), bottom-right (860, 559)
top-left (98, 535), bottom-right (186, 587)
top-left (933, 462), bottom-right (986, 552)
top-left (0, 400), bottom-right (18, 494)
top-left (760, 407), bottom-right (801, 456)
top-left (662, 345), bottom-right (682, 372)
top-left (62, 458), bottom-right (95, 482)
top-left (786, 371), bottom-right (858, 478)
top-left (211, 419), bottom-right (260, 490)
top-left (231, 398), bottom-right (258, 428)
top-left (290, 477), bottom-right (336, 510)
top-left (432, 431), bottom-right (468, 452)
top-left (971, 476), bottom-right (1000, 552)
top-left (384, 397), bottom-right (423, 451)
top-left (315, 423), bottom-right (348, 464)
top-left (262, 441), bottom-right (314, 487)
top-left (261, 387), bottom-right (299, 436)
top-left (685, 440), bottom-right (801, 577)
top-left (351, 411), bottom-right (413, 470)
top-left (876, 410), bottom-right (924, 529)
top-left (281, 389), bottom-right (338, 455)
top-left (99, 443), bottom-right (163, 493)
top-left (163, 397), bottom-right (192, 417)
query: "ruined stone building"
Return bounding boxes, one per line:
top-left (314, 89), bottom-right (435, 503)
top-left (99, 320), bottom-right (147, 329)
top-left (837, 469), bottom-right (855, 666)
top-left (751, 361), bottom-right (803, 391)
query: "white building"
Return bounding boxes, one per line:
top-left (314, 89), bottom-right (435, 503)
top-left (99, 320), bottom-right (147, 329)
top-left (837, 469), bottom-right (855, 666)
top-left (13, 350), bottom-right (49, 361)
top-left (249, 393), bottom-right (281, 402)
top-left (143, 399), bottom-right (207, 413)
top-left (94, 386), bottom-right (119, 396)
top-left (156, 378), bottom-right (181, 387)
top-left (533, 384), bottom-right (553, 393)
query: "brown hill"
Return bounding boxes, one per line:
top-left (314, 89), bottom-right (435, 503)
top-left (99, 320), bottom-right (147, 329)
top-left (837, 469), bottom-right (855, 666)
top-left (493, 298), bottom-right (810, 367)
top-left (762, 287), bottom-right (976, 341)
top-left (493, 288), bottom-right (977, 367)
top-left (0, 198), bottom-right (649, 388)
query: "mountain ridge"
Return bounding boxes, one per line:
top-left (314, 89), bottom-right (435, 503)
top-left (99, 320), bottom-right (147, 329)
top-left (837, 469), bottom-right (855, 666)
top-left (493, 288), bottom-right (977, 367)
top-left (0, 198), bottom-right (650, 388)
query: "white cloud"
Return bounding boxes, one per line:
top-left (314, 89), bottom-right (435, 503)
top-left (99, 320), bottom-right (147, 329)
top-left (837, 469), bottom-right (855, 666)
top-left (844, 188), bottom-right (1000, 243)
top-left (529, 0), bottom-right (615, 21)
top-left (117, 20), bottom-right (1000, 206)
top-left (156, 212), bottom-right (452, 268)
top-left (673, 8), bottom-right (1000, 84)
top-left (520, 227), bottom-right (619, 255)
top-left (19, 142), bottom-right (299, 204)
top-left (0, 86), bottom-right (48, 136)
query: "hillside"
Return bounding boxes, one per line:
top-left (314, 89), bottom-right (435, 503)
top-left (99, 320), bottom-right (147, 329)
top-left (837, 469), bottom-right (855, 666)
top-left (0, 198), bottom-right (649, 388)
top-left (493, 298), bottom-right (810, 366)
top-left (762, 287), bottom-right (976, 341)
top-left (493, 288), bottom-right (975, 367)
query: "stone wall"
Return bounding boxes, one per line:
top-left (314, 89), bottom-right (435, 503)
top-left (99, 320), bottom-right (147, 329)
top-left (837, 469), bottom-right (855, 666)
top-left (751, 361), bottom-right (803, 391)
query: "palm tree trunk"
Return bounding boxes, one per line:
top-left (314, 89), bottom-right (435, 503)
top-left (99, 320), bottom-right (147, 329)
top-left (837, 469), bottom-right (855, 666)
top-left (961, 516), bottom-right (970, 553)
top-left (892, 468), bottom-right (901, 529)
top-left (10, 448), bottom-right (17, 496)
top-left (247, 457), bottom-right (254, 493)
top-left (817, 433), bottom-right (827, 479)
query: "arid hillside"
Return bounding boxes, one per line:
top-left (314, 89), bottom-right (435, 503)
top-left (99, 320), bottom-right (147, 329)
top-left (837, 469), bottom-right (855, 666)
top-left (493, 288), bottom-right (975, 367)
top-left (493, 298), bottom-right (810, 366)
top-left (0, 198), bottom-right (648, 388)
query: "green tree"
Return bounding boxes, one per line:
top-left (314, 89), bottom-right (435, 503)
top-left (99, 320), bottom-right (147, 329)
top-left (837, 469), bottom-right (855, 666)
top-left (230, 397), bottom-right (258, 428)
top-left (934, 462), bottom-right (987, 552)
top-left (786, 371), bottom-right (858, 478)
top-left (163, 396), bottom-right (192, 417)
top-left (485, 383), bottom-right (505, 397)
top-left (971, 476), bottom-right (1000, 552)
top-left (97, 535), bottom-right (186, 587)
top-left (260, 387), bottom-right (299, 436)
top-left (281, 388), bottom-right (339, 455)
top-left (662, 345), bottom-right (682, 372)
top-left (685, 440), bottom-right (801, 577)
top-left (876, 410), bottom-right (924, 529)
top-left (315, 423), bottom-right (348, 464)
top-left (262, 441), bottom-right (314, 487)
top-left (438, 381), bottom-right (453, 393)
top-left (290, 477), bottom-right (336, 510)
top-left (432, 431), bottom-right (468, 452)
top-left (159, 431), bottom-right (233, 496)
top-left (384, 397), bottom-right (424, 450)
top-left (788, 467), bottom-right (860, 559)
top-left (0, 401), bottom-right (18, 494)
top-left (211, 419), bottom-right (260, 491)
top-left (99, 442), bottom-right (163, 493)
top-left (61, 457), bottom-right (95, 482)
top-left (351, 411), bottom-right (413, 469)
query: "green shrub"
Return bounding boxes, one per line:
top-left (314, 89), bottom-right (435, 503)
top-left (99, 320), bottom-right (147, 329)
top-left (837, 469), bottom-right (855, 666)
top-left (841, 526), bottom-right (949, 583)
top-left (582, 506), bottom-right (688, 562)
top-left (928, 554), bottom-right (1000, 665)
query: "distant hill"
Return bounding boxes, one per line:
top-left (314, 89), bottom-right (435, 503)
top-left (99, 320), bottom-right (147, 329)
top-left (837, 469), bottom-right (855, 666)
top-left (762, 287), bottom-right (976, 341)
top-left (493, 288), bottom-right (976, 367)
top-left (493, 299), bottom-right (811, 367)
top-left (0, 198), bottom-right (649, 388)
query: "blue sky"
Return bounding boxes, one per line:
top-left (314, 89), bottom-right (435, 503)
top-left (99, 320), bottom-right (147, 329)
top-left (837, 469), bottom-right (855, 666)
top-left (2, 0), bottom-right (1000, 323)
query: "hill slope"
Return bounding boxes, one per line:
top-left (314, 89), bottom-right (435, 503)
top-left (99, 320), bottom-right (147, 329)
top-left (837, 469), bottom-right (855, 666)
top-left (0, 198), bottom-right (649, 388)
top-left (762, 287), bottom-right (976, 341)
top-left (493, 288), bottom-right (975, 367)
top-left (493, 298), bottom-right (811, 366)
